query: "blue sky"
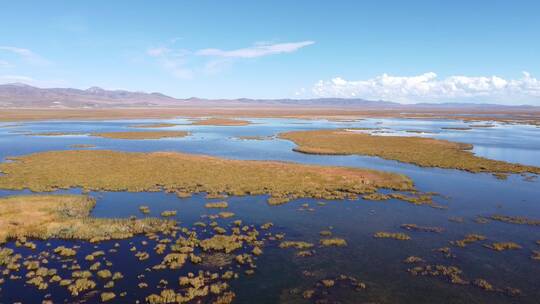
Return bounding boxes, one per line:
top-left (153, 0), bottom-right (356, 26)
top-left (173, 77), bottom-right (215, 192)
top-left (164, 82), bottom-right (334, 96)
top-left (1, 0), bottom-right (539, 104)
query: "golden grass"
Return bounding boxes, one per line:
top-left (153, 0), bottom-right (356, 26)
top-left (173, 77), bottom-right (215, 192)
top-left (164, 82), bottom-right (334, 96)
top-left (279, 129), bottom-right (540, 175)
top-left (92, 131), bottom-right (189, 139)
top-left (190, 118), bottom-right (251, 126)
top-left (0, 195), bottom-right (175, 243)
top-left (0, 150), bottom-right (413, 204)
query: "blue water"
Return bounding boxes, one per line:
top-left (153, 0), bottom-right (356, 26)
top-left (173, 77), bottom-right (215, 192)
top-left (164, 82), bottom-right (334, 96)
top-left (0, 118), bottom-right (539, 303)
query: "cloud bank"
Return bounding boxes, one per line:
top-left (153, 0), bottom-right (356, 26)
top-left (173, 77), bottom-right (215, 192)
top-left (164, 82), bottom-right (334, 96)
top-left (0, 46), bottom-right (50, 66)
top-left (311, 72), bottom-right (540, 104)
top-left (147, 41), bottom-right (314, 79)
top-left (196, 41), bottom-right (315, 58)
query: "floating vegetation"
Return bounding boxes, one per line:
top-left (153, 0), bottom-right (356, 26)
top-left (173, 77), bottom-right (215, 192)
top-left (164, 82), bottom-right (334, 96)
top-left (319, 238), bottom-right (347, 247)
top-left (451, 234), bottom-right (487, 247)
top-left (400, 223), bottom-right (444, 233)
top-left (408, 264), bottom-right (469, 285)
top-left (279, 129), bottom-right (540, 175)
top-left (408, 261), bottom-right (522, 296)
top-left (160, 210), bottom-right (177, 217)
top-left (403, 256), bottom-right (424, 264)
top-left (100, 292), bottom-right (116, 302)
top-left (483, 242), bottom-right (522, 251)
top-left (279, 241), bottom-right (314, 250)
top-left (91, 131), bottom-right (189, 139)
top-left (489, 214), bottom-right (540, 226)
top-left (0, 195), bottom-right (175, 243)
top-left (0, 150), bottom-right (414, 205)
top-left (218, 212), bottom-right (235, 219)
top-left (373, 232), bottom-right (411, 240)
top-left (434, 247), bottom-right (455, 258)
top-left (190, 118), bottom-right (251, 126)
top-left (139, 205), bottom-right (150, 214)
top-left (205, 201), bottom-right (228, 209)
top-left (319, 230), bottom-right (332, 236)
top-left (300, 275), bottom-right (366, 301)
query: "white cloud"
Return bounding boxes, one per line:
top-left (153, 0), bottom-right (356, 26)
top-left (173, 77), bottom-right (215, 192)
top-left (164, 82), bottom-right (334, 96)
top-left (147, 40), bottom-right (314, 79)
top-left (310, 72), bottom-right (540, 104)
top-left (196, 41), bottom-right (315, 58)
top-left (0, 60), bottom-right (11, 68)
top-left (146, 47), bottom-right (193, 79)
top-left (0, 46), bottom-right (50, 66)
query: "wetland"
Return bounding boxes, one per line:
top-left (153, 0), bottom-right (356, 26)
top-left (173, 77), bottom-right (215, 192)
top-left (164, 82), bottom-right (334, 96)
top-left (0, 116), bottom-right (539, 303)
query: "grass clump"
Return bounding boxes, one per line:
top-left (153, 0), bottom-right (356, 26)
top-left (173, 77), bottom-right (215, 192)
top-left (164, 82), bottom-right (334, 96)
top-left (319, 238), bottom-right (347, 247)
top-left (160, 210), bottom-right (177, 217)
top-left (400, 224), bottom-right (444, 233)
top-left (100, 292), bottom-right (116, 302)
top-left (0, 195), bottom-right (176, 243)
top-left (0, 150), bottom-right (414, 205)
top-left (373, 232), bottom-right (411, 240)
top-left (205, 201), bottom-right (228, 209)
top-left (451, 234), bottom-right (487, 247)
top-left (279, 129), bottom-right (540, 175)
top-left (483, 242), bottom-right (522, 251)
top-left (92, 131), bottom-right (189, 139)
top-left (489, 215), bottom-right (540, 226)
top-left (279, 241), bottom-right (314, 250)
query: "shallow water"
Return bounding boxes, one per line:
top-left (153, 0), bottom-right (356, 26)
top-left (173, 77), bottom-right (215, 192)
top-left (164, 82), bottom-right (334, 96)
top-left (0, 117), bottom-right (539, 303)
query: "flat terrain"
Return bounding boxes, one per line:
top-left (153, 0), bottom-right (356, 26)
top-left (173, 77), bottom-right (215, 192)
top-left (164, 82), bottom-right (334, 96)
top-left (1, 108), bottom-right (540, 126)
top-left (0, 150), bottom-right (414, 203)
top-left (279, 129), bottom-right (540, 175)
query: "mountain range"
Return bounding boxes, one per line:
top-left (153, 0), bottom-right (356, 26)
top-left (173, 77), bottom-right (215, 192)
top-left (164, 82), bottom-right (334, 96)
top-left (1, 83), bottom-right (538, 111)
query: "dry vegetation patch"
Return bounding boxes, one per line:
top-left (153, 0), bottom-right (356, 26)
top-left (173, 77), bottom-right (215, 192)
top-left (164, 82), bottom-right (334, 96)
top-left (0, 195), bottom-right (175, 243)
top-left (0, 150), bottom-right (414, 204)
top-left (279, 129), bottom-right (540, 175)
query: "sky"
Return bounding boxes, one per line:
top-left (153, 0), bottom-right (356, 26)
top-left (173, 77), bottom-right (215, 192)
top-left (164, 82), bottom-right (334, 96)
top-left (1, 0), bottom-right (539, 104)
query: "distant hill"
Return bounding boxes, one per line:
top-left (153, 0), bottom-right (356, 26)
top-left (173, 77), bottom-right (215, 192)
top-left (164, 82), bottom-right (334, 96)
top-left (0, 83), bottom-right (178, 108)
top-left (0, 83), bottom-right (538, 111)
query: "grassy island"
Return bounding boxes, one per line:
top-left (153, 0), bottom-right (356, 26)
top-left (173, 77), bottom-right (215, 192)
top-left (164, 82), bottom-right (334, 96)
top-left (190, 118), bottom-right (251, 126)
top-left (91, 131), bottom-right (189, 139)
top-left (0, 150), bottom-right (413, 204)
top-left (0, 195), bottom-right (175, 243)
top-left (279, 129), bottom-right (540, 175)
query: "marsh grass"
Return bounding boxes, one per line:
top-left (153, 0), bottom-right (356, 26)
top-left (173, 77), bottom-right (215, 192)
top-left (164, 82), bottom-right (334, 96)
top-left (0, 195), bottom-right (176, 243)
top-left (0, 150), bottom-right (414, 204)
top-left (279, 129), bottom-right (540, 175)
